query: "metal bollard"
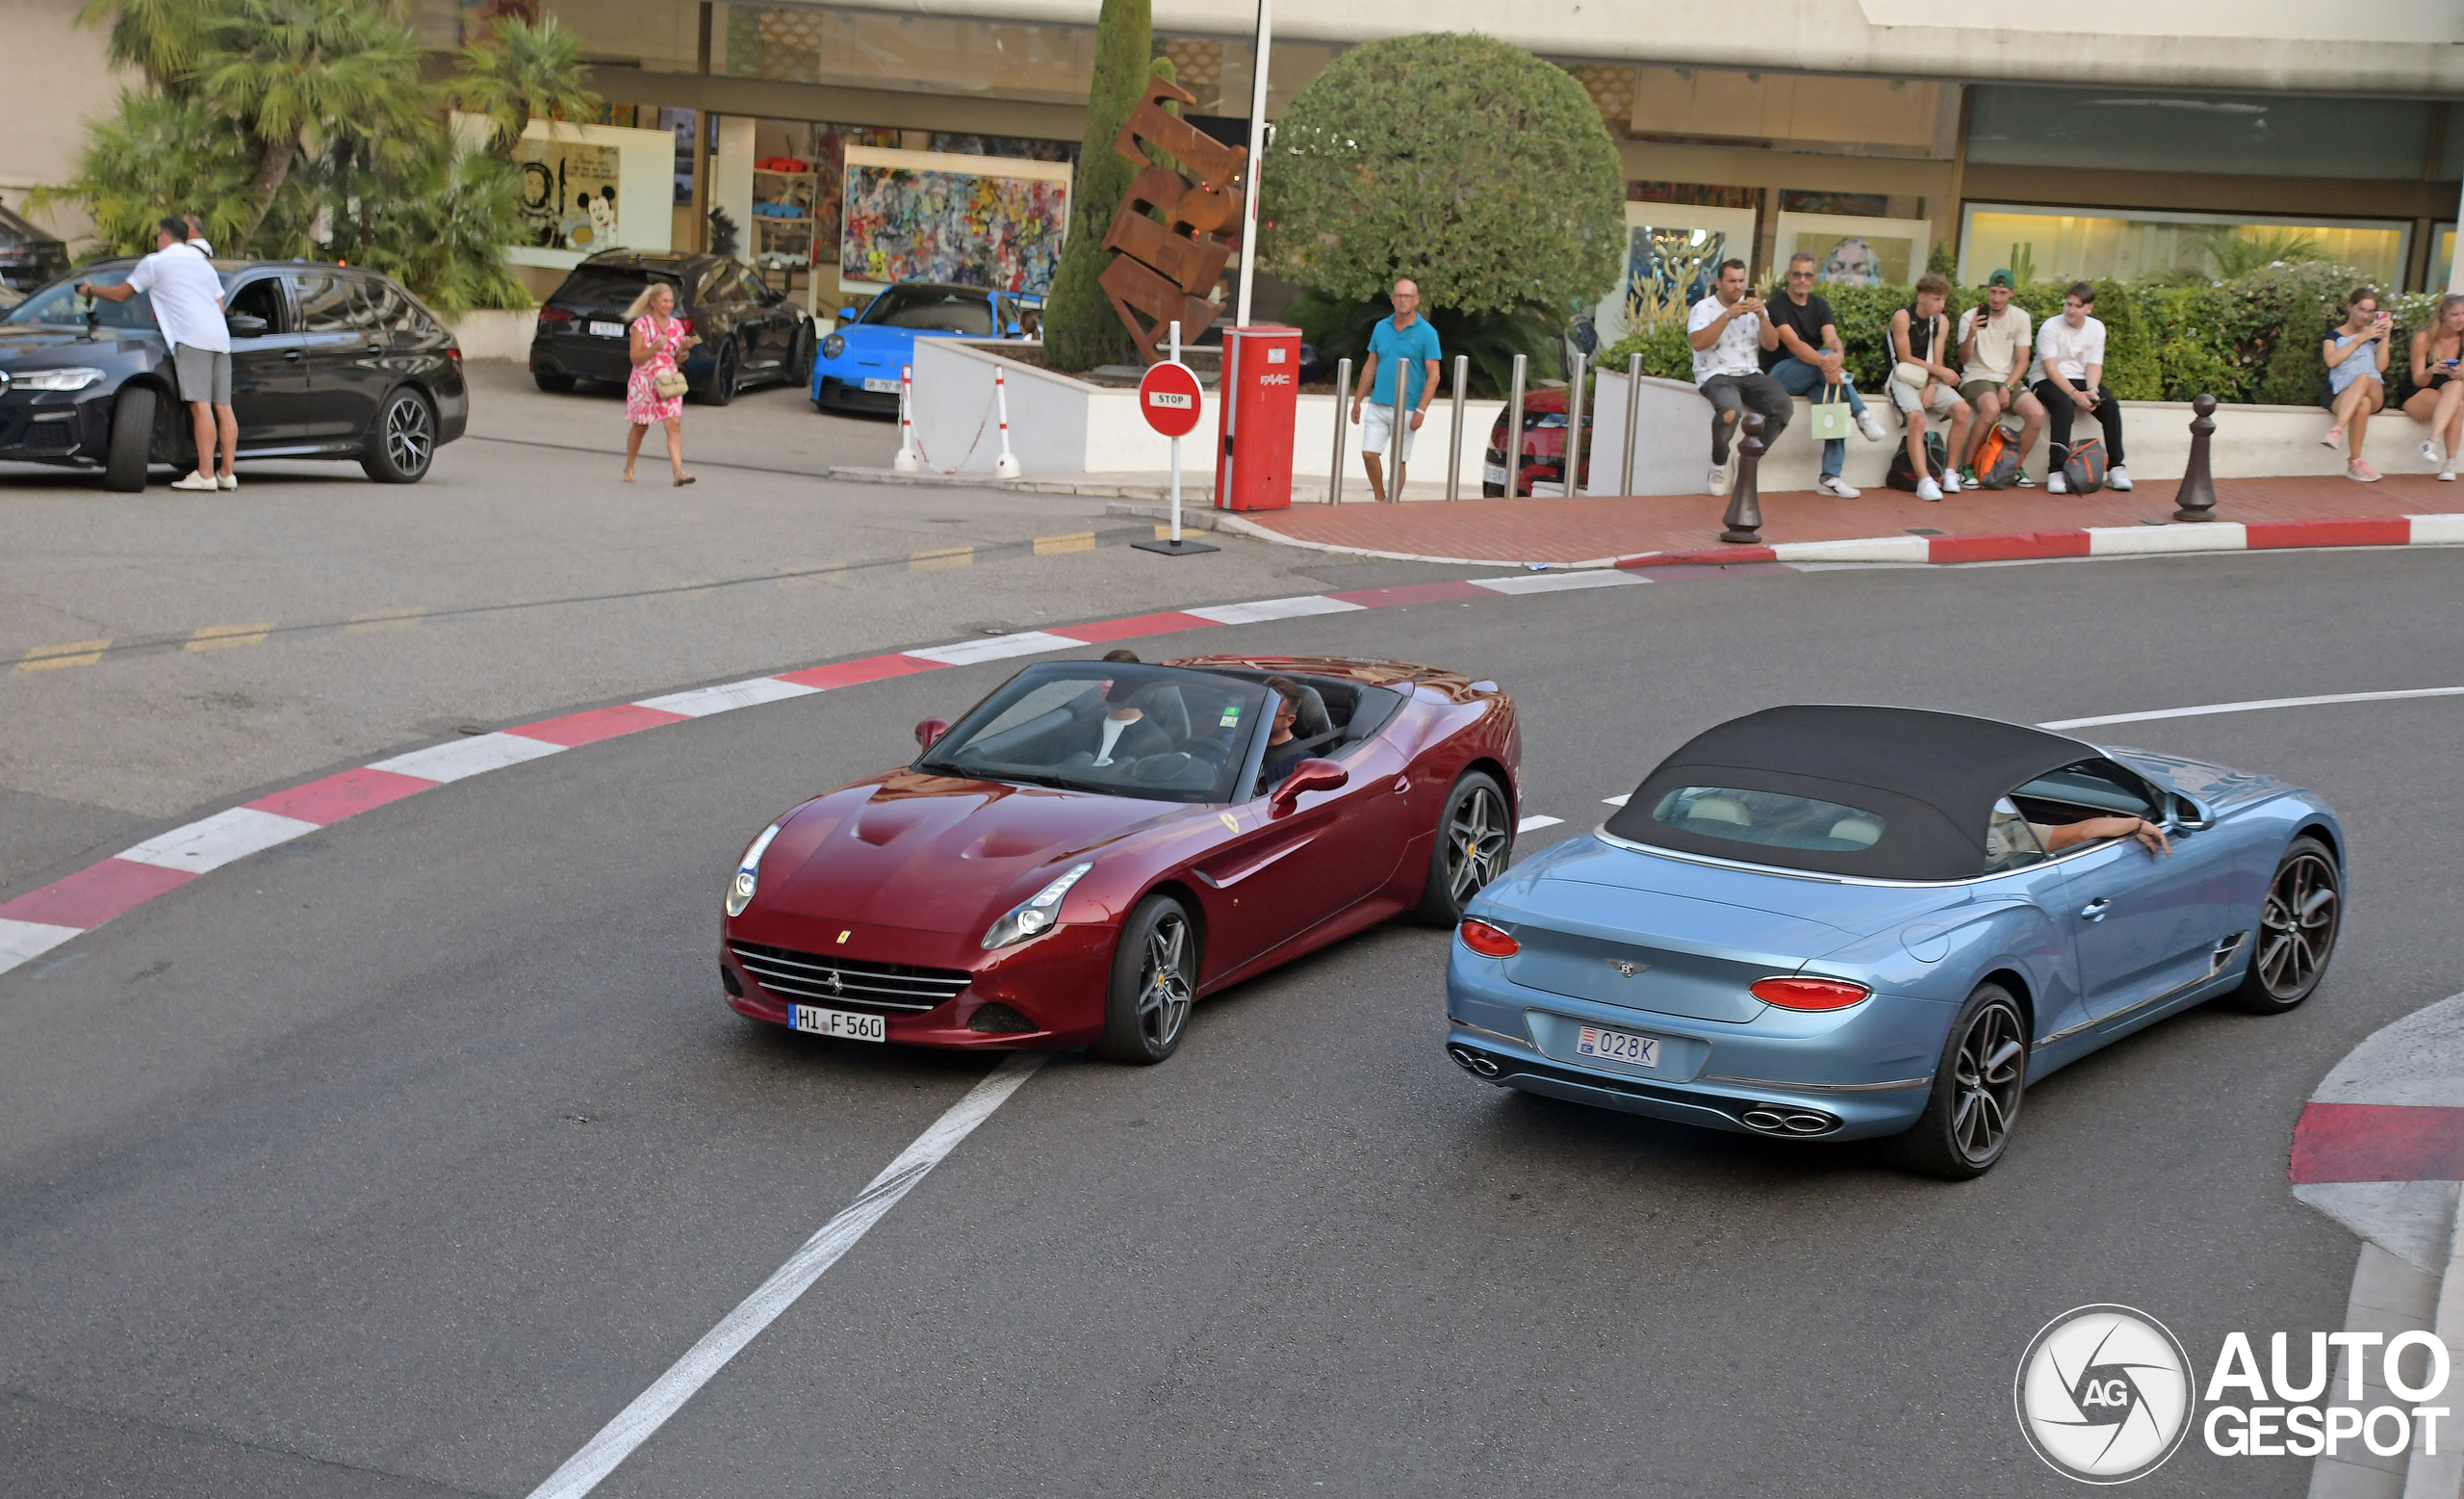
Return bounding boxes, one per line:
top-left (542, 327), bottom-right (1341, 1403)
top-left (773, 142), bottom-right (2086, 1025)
top-left (1328, 356), bottom-right (1350, 504)
top-left (1720, 412), bottom-right (1766, 543)
top-left (1620, 352), bottom-right (1643, 498)
top-left (2172, 393), bottom-right (2220, 522)
top-left (1562, 351), bottom-right (1587, 497)
top-left (1388, 352), bottom-right (1408, 502)
top-left (1503, 353), bottom-right (1527, 498)
top-left (1446, 353), bottom-right (1468, 500)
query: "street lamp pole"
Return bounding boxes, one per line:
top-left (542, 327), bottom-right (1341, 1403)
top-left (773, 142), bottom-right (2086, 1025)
top-left (1233, 0), bottom-right (1271, 328)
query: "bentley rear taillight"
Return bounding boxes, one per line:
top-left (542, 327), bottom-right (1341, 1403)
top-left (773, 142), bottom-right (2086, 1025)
top-left (1457, 919), bottom-right (1519, 958)
top-left (1750, 976), bottom-right (1872, 1011)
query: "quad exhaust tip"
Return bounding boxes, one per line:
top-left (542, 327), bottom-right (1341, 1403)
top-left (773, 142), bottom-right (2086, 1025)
top-left (1447, 1044), bottom-right (1502, 1077)
top-left (1740, 1103), bottom-right (1841, 1136)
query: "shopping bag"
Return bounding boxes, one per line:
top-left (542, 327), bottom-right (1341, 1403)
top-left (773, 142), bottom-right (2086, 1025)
top-left (1808, 385), bottom-right (1854, 442)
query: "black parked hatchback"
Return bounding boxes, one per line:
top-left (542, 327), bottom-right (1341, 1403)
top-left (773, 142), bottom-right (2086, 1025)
top-left (0, 258), bottom-right (468, 490)
top-left (528, 252), bottom-right (813, 406)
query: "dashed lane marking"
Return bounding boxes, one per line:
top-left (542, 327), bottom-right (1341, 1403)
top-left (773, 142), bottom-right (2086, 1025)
top-left (2040, 685), bottom-right (2464, 732)
top-left (910, 546), bottom-right (972, 571)
top-left (1604, 793), bottom-right (1630, 807)
top-left (17, 639), bottom-right (111, 671)
top-left (1034, 532), bottom-right (1095, 555)
top-left (184, 622), bottom-right (275, 652)
top-left (1517, 814), bottom-right (1564, 833)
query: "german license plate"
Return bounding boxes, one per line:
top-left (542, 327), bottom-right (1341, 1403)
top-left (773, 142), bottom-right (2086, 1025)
top-left (1576, 1023), bottom-right (1659, 1068)
top-left (789, 1004), bottom-right (886, 1043)
top-left (1482, 462), bottom-right (1508, 485)
top-left (589, 320), bottom-right (624, 338)
top-left (863, 376), bottom-right (902, 393)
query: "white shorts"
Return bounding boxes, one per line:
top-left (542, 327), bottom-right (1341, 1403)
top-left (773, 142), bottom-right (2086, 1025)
top-left (1361, 401), bottom-right (1417, 462)
top-left (1889, 377), bottom-right (1960, 417)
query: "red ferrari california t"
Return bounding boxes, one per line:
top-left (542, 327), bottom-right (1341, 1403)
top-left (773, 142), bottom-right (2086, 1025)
top-left (719, 654), bottom-right (1521, 1063)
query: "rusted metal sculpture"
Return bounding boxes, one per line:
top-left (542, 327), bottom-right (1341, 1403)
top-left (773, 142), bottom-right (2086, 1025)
top-left (1097, 78), bottom-right (1248, 365)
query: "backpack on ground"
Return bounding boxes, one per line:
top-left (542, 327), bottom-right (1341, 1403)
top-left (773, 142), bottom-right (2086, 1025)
top-left (1971, 423), bottom-right (2022, 489)
top-left (1886, 429), bottom-right (1948, 492)
top-left (2062, 436), bottom-right (2108, 495)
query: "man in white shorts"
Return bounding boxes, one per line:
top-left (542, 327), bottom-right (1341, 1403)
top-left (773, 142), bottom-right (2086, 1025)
top-left (79, 216), bottom-right (235, 492)
top-left (1886, 272), bottom-right (1971, 502)
top-left (1349, 279), bottom-right (1442, 502)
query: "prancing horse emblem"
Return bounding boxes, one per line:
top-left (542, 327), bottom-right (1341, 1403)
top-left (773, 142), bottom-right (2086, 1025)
top-left (1608, 960), bottom-right (1648, 978)
top-left (824, 969), bottom-right (844, 995)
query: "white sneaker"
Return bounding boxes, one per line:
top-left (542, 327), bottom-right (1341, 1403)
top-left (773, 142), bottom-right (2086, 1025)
top-left (2423, 438), bottom-right (2446, 468)
top-left (170, 471), bottom-right (218, 491)
top-left (2441, 467), bottom-right (2457, 482)
top-left (2106, 464), bottom-right (2132, 492)
top-left (217, 473), bottom-right (237, 491)
top-left (1815, 475), bottom-right (1860, 498)
top-left (2047, 472), bottom-right (2068, 494)
top-left (1940, 470), bottom-right (1962, 494)
top-left (1707, 464), bottom-right (1731, 496)
top-left (1856, 412), bottom-right (1887, 443)
top-left (1914, 478), bottom-right (1943, 502)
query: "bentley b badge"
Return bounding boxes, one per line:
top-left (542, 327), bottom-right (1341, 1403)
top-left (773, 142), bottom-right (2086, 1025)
top-left (1607, 960), bottom-right (1648, 978)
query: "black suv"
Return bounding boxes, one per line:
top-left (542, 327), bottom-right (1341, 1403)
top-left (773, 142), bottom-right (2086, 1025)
top-left (0, 258), bottom-right (468, 490)
top-left (528, 252), bottom-right (813, 406)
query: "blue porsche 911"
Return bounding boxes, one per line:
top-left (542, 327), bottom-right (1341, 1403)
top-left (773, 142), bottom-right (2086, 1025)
top-left (1445, 705), bottom-right (2346, 1177)
top-left (811, 282), bottom-right (1040, 416)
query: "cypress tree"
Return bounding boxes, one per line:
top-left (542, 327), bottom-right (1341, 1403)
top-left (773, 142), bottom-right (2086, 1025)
top-left (1041, 0), bottom-right (1150, 372)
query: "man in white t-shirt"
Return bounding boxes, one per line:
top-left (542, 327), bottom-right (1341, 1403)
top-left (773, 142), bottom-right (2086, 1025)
top-left (78, 217), bottom-right (235, 492)
top-left (1955, 269), bottom-right (2044, 486)
top-left (1684, 258), bottom-right (1788, 497)
top-left (2030, 281), bottom-right (2132, 493)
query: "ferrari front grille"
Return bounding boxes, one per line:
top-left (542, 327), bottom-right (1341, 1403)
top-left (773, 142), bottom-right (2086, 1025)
top-left (729, 942), bottom-right (970, 1014)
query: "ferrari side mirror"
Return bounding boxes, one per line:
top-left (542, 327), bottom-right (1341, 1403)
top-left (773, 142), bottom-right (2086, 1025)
top-left (914, 717), bottom-right (949, 750)
top-left (1270, 758), bottom-right (1348, 814)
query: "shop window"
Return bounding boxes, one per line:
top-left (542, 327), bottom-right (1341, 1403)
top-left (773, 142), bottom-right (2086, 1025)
top-left (1967, 86), bottom-right (2434, 180)
top-left (709, 8), bottom-right (1097, 106)
top-left (1960, 203), bottom-right (2409, 288)
top-left (1630, 68), bottom-right (1950, 157)
top-left (540, 0), bottom-right (700, 75)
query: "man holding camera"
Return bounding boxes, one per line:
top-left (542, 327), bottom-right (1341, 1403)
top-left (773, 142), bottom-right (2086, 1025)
top-left (1687, 258), bottom-right (1789, 496)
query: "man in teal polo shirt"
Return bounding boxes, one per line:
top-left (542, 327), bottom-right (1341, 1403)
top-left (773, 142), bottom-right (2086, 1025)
top-left (1349, 278), bottom-right (1443, 502)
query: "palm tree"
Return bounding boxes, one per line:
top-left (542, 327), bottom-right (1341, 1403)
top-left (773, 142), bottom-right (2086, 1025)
top-left (192, 0), bottom-right (432, 252)
top-left (449, 14), bottom-right (602, 153)
top-left (77, 0), bottom-right (215, 88)
top-left (2194, 226), bottom-right (2325, 280)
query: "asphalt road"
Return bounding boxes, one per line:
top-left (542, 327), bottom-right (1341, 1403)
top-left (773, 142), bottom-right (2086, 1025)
top-left (2, 545), bottom-right (2459, 1497)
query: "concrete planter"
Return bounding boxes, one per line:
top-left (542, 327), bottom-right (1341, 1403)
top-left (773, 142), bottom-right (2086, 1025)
top-left (908, 339), bottom-right (1506, 494)
top-left (1589, 370), bottom-right (2419, 495)
top-left (442, 308), bottom-right (539, 362)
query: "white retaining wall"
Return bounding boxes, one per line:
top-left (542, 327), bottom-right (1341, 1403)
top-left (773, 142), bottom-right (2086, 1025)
top-left (1588, 369), bottom-right (2435, 495)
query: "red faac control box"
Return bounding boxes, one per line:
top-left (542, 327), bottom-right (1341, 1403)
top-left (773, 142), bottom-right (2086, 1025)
top-left (1213, 325), bottom-right (1301, 511)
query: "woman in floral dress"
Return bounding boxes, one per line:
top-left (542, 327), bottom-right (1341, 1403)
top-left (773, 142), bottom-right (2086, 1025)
top-left (623, 280), bottom-right (698, 485)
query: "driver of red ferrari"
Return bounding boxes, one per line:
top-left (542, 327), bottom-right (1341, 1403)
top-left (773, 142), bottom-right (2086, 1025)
top-left (1066, 676), bottom-right (1176, 766)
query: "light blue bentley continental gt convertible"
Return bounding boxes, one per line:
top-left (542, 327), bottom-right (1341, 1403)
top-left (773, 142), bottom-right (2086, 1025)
top-left (1444, 705), bottom-right (2345, 1178)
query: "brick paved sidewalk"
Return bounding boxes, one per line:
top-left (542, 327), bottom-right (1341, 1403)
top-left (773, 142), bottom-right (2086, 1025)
top-left (1232, 474), bottom-right (2464, 565)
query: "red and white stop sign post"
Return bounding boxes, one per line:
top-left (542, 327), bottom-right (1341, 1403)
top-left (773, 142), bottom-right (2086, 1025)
top-left (1133, 322), bottom-right (1219, 556)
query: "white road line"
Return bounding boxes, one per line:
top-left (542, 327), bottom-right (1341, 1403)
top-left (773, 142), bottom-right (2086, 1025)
top-left (1603, 793), bottom-right (1630, 807)
top-left (2040, 685), bottom-right (2464, 732)
top-left (117, 807), bottom-right (321, 875)
top-left (1185, 595), bottom-right (1365, 625)
top-left (522, 1051), bottom-right (1048, 1499)
top-left (370, 733), bottom-right (563, 784)
top-left (903, 631), bottom-right (1086, 666)
top-left (0, 918), bottom-right (83, 975)
top-left (1469, 571), bottom-right (1644, 595)
top-left (635, 677), bottom-right (821, 717)
top-left (1516, 814), bottom-right (1563, 833)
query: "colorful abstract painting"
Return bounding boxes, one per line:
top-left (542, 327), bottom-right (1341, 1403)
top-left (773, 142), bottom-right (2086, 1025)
top-left (839, 160), bottom-right (1069, 295)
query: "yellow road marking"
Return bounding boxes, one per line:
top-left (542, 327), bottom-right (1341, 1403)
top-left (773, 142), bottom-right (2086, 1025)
top-left (185, 622), bottom-right (274, 652)
top-left (17, 638), bottom-right (112, 671)
top-left (910, 547), bottom-right (972, 571)
top-left (345, 607), bottom-right (424, 633)
top-left (1033, 531), bottom-right (1096, 556)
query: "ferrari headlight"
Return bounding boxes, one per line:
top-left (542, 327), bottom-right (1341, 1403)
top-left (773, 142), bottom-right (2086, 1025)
top-left (820, 333), bottom-right (845, 360)
top-left (725, 822), bottom-right (782, 917)
top-left (980, 862), bottom-right (1092, 950)
top-left (13, 367), bottom-right (106, 392)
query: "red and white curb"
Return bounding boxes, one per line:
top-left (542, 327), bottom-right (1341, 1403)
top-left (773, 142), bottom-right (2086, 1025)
top-left (2291, 991), bottom-right (2464, 1498)
top-left (1207, 509), bottom-right (2464, 571)
top-left (0, 575), bottom-right (1655, 979)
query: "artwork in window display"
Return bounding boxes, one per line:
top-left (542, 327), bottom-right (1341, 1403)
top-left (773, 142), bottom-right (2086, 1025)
top-left (514, 140), bottom-right (623, 252)
top-left (1591, 203), bottom-right (1758, 349)
top-left (1775, 213), bottom-right (1931, 288)
top-left (839, 145), bottom-right (1073, 295)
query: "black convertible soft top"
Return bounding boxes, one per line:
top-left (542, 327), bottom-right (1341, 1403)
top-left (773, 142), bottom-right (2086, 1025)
top-left (1604, 705), bottom-right (2100, 880)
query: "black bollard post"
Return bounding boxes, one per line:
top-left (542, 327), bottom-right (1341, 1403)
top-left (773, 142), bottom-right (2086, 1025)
top-left (2172, 393), bottom-right (2220, 523)
top-left (1720, 412), bottom-right (1766, 544)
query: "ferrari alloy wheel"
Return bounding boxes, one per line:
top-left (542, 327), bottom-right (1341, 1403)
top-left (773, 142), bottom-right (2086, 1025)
top-left (1415, 771), bottom-right (1512, 926)
top-left (1895, 983), bottom-right (2028, 1180)
top-left (1098, 894), bottom-right (1198, 1064)
top-left (2225, 836), bottom-right (2341, 1014)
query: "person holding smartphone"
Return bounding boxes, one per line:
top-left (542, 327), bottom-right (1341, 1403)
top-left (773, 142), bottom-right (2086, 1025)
top-left (2400, 293), bottom-right (2464, 481)
top-left (2320, 286), bottom-right (2392, 482)
top-left (2031, 282), bottom-right (2131, 493)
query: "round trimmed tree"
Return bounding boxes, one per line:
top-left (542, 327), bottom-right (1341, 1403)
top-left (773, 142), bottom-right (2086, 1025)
top-left (1263, 34), bottom-right (1623, 326)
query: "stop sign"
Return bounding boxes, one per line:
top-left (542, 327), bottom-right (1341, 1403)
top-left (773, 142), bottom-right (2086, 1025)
top-left (1139, 360), bottom-right (1205, 439)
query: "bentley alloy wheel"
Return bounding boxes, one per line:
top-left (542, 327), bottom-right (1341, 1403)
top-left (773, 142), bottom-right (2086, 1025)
top-left (2228, 836), bottom-right (2341, 1014)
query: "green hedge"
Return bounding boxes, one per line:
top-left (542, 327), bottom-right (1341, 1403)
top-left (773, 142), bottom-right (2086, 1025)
top-left (1599, 262), bottom-right (2437, 406)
